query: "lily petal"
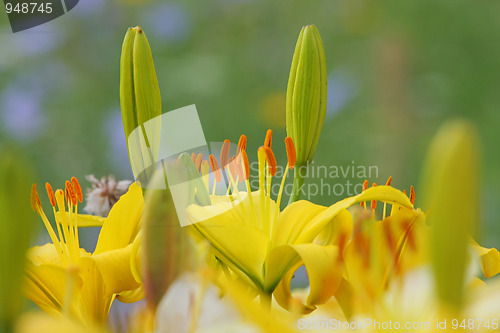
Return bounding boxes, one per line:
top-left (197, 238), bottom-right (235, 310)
top-left (272, 200), bottom-right (327, 247)
top-left (56, 212), bottom-right (106, 228)
top-left (295, 186), bottom-right (412, 244)
top-left (23, 263), bottom-right (82, 317)
top-left (187, 193), bottom-right (270, 288)
top-left (270, 244), bottom-right (342, 313)
top-left (89, 244), bottom-right (141, 295)
top-left (471, 242), bottom-right (500, 278)
top-left (78, 258), bottom-right (111, 325)
top-left (94, 182), bottom-right (144, 254)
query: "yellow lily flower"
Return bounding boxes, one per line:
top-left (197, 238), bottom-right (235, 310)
top-left (181, 131), bottom-right (414, 313)
top-left (25, 178), bottom-right (144, 326)
top-left (329, 120), bottom-right (500, 320)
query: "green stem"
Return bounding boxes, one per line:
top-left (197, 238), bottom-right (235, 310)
top-left (288, 163), bottom-right (306, 205)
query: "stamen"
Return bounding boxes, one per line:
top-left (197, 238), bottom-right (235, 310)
top-left (241, 150), bottom-right (250, 180)
top-left (209, 155), bottom-right (222, 183)
top-left (195, 153), bottom-right (203, 173)
top-left (191, 153), bottom-right (196, 163)
top-left (403, 190), bottom-right (407, 196)
top-left (45, 183), bottom-right (56, 207)
top-left (220, 140), bottom-right (230, 170)
top-left (264, 129), bottom-right (273, 148)
top-left (30, 184), bottom-right (42, 213)
top-left (234, 154), bottom-right (245, 183)
top-left (238, 135), bottom-right (247, 152)
top-left (55, 189), bottom-right (66, 213)
top-left (363, 180), bottom-right (369, 191)
top-left (228, 156), bottom-right (238, 182)
top-left (263, 147), bottom-right (277, 177)
top-left (383, 176), bottom-right (392, 219)
top-left (285, 137), bottom-right (296, 169)
top-left (360, 180), bottom-right (369, 207)
top-left (201, 160), bottom-right (210, 191)
top-left (31, 184), bottom-right (65, 260)
top-left (70, 177), bottom-right (83, 203)
top-left (371, 183), bottom-right (377, 209)
top-left (65, 181), bottom-right (77, 207)
top-left (409, 185), bottom-right (415, 205)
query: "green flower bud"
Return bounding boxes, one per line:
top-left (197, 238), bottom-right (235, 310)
top-left (141, 169), bottom-right (196, 310)
top-left (420, 119), bottom-right (480, 310)
top-left (120, 26), bottom-right (161, 141)
top-left (286, 25), bottom-right (327, 167)
top-left (0, 146), bottom-right (34, 331)
top-left (120, 27), bottom-right (162, 184)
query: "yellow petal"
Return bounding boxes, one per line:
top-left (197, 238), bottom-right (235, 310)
top-left (295, 186), bottom-right (412, 244)
top-left (56, 212), bottom-right (105, 228)
top-left (116, 285), bottom-right (145, 303)
top-left (187, 194), bottom-right (270, 288)
top-left (89, 244), bottom-right (141, 295)
top-left (15, 312), bottom-right (102, 333)
top-left (188, 218), bottom-right (268, 289)
top-left (94, 182), bottom-right (144, 254)
top-left (23, 263), bottom-right (82, 317)
top-left (270, 244), bottom-right (342, 313)
top-left (471, 243), bottom-right (500, 278)
top-left (272, 200), bottom-right (327, 247)
top-left (77, 258), bottom-right (110, 326)
top-left (313, 209), bottom-right (353, 249)
top-left (26, 244), bottom-right (62, 266)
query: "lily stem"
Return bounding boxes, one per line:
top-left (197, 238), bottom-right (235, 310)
top-left (287, 162), bottom-right (306, 205)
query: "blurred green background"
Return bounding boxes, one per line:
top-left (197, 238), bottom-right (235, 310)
top-left (1, 0), bottom-right (499, 246)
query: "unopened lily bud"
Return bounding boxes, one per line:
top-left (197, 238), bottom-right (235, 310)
top-left (141, 169), bottom-right (196, 310)
top-left (286, 25), bottom-right (327, 167)
top-left (120, 26), bottom-right (161, 141)
top-left (0, 146), bottom-right (34, 330)
top-left (420, 119), bottom-right (480, 310)
top-left (120, 27), bottom-right (162, 182)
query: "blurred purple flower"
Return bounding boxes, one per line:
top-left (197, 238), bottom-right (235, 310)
top-left (1, 87), bottom-right (45, 141)
top-left (140, 3), bottom-right (191, 42)
top-left (327, 69), bottom-right (358, 117)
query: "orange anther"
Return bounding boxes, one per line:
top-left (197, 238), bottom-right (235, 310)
top-left (371, 183), bottom-right (378, 209)
top-left (65, 181), bottom-right (77, 206)
top-left (285, 137), bottom-right (296, 169)
top-left (241, 150), bottom-right (250, 180)
top-left (409, 185), bottom-right (415, 205)
top-left (264, 129), bottom-right (273, 148)
top-left (360, 180), bottom-right (369, 207)
top-left (264, 147), bottom-right (277, 176)
top-left (71, 177), bottom-right (83, 203)
top-left (209, 154), bottom-right (222, 183)
top-left (45, 183), bottom-right (56, 207)
top-left (220, 140), bottom-right (230, 170)
top-left (195, 153), bottom-right (203, 173)
top-left (238, 135), bottom-right (247, 152)
top-left (385, 176), bottom-right (392, 186)
top-left (31, 184), bottom-right (41, 213)
top-left (403, 189), bottom-right (407, 196)
top-left (191, 152), bottom-right (196, 163)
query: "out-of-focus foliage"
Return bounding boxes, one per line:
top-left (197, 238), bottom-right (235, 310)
top-left (1, 0), bottom-right (500, 246)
